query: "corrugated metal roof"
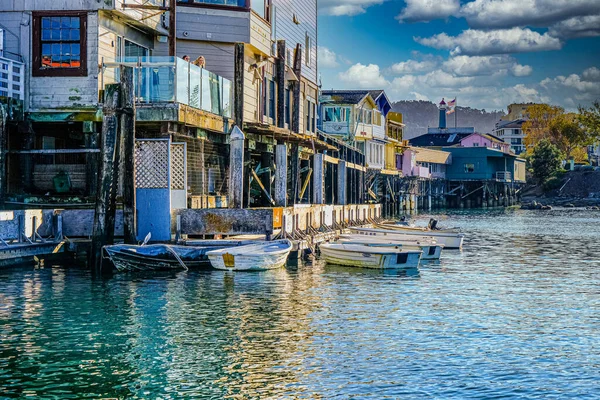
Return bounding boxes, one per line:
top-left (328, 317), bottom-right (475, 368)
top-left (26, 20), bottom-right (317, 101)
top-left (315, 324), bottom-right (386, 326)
top-left (321, 90), bottom-right (370, 105)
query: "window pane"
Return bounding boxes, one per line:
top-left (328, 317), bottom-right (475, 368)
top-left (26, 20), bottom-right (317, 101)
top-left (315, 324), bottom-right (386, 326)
top-left (51, 29), bottom-right (61, 40)
top-left (42, 17), bottom-right (51, 29)
top-left (252, 0), bottom-right (265, 18)
top-left (71, 29), bottom-right (80, 40)
top-left (51, 17), bottom-right (61, 29)
top-left (71, 17), bottom-right (80, 28)
top-left (42, 28), bottom-right (51, 40)
top-left (71, 44), bottom-right (80, 55)
top-left (61, 17), bottom-right (71, 28)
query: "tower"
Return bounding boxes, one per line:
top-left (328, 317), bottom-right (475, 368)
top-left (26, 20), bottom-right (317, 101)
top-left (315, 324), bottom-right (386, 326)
top-left (439, 98), bottom-right (447, 129)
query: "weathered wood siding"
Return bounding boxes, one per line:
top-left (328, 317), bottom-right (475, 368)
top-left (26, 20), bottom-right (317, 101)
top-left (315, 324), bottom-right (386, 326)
top-left (174, 6), bottom-right (250, 45)
top-left (6, 11), bottom-right (100, 111)
top-left (249, 12), bottom-right (271, 56)
top-left (272, 0), bottom-right (317, 85)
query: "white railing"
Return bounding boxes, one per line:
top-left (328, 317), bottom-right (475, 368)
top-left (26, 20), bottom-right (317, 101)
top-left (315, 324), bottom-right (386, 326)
top-left (496, 171), bottom-right (512, 181)
top-left (0, 56), bottom-right (25, 101)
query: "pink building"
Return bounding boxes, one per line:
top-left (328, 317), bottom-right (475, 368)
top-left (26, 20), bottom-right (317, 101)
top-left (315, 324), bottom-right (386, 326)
top-left (397, 147), bottom-right (451, 179)
top-left (460, 133), bottom-right (511, 153)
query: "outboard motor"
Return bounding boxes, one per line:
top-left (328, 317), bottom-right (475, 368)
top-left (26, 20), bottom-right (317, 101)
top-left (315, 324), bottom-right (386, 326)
top-left (428, 218), bottom-right (439, 230)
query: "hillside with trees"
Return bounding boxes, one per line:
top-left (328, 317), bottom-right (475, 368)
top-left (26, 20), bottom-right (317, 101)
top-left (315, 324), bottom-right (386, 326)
top-left (391, 100), bottom-right (505, 139)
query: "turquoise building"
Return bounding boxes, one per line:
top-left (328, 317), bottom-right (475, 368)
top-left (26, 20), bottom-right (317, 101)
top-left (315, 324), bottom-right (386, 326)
top-left (443, 147), bottom-right (526, 183)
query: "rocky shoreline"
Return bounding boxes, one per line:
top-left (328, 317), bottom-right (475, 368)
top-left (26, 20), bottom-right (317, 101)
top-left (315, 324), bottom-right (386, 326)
top-left (520, 197), bottom-right (600, 210)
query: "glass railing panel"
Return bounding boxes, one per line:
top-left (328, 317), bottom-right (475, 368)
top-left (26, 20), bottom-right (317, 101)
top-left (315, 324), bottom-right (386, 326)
top-left (136, 65), bottom-right (175, 103)
top-left (200, 69), bottom-right (213, 114)
top-left (175, 58), bottom-right (189, 105)
top-left (221, 77), bottom-right (232, 118)
top-left (188, 62), bottom-right (202, 109)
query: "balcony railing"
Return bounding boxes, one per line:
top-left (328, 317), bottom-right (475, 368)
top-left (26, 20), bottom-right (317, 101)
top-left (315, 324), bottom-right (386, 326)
top-left (496, 171), bottom-right (512, 182)
top-left (101, 56), bottom-right (233, 118)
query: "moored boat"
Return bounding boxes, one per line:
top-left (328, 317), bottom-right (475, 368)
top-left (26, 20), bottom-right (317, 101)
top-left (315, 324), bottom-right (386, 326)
top-left (349, 226), bottom-right (464, 249)
top-left (207, 239), bottom-right (293, 271)
top-left (103, 244), bottom-right (218, 272)
top-left (319, 243), bottom-right (421, 269)
top-left (336, 234), bottom-right (443, 260)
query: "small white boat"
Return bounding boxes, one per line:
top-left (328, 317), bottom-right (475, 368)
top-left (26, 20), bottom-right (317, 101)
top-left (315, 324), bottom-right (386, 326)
top-left (319, 243), bottom-right (421, 269)
top-left (337, 235), bottom-right (443, 260)
top-left (350, 227), bottom-right (464, 249)
top-left (207, 239), bottom-right (293, 271)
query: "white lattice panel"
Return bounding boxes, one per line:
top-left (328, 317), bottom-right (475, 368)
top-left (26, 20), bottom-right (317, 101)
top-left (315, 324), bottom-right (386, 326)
top-left (135, 140), bottom-right (169, 189)
top-left (170, 143), bottom-right (186, 190)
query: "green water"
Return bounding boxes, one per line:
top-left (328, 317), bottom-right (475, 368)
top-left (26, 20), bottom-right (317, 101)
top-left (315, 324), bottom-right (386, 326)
top-left (1, 209), bottom-right (600, 398)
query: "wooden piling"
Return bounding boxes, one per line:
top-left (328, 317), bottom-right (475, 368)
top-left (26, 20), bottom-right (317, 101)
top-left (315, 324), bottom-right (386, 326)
top-left (276, 40), bottom-right (286, 128)
top-left (120, 66), bottom-right (136, 244)
top-left (313, 153), bottom-right (324, 204)
top-left (90, 84), bottom-right (122, 272)
top-left (228, 125), bottom-right (245, 209)
top-left (234, 43), bottom-right (245, 128)
top-left (337, 160), bottom-right (347, 205)
top-left (291, 43), bottom-right (302, 133)
top-left (274, 144), bottom-right (287, 206)
top-left (0, 104), bottom-right (7, 204)
top-left (290, 143), bottom-right (300, 204)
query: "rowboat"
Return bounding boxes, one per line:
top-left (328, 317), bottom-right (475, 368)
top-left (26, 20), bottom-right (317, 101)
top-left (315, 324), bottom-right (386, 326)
top-left (349, 227), bottom-right (464, 249)
top-left (336, 234), bottom-right (443, 260)
top-left (319, 243), bottom-right (421, 269)
top-left (376, 222), bottom-right (460, 234)
top-left (207, 239), bottom-right (293, 271)
top-left (103, 244), bottom-right (218, 272)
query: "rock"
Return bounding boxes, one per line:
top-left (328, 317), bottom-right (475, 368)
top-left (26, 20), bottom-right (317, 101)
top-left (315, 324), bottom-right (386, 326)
top-left (541, 205), bottom-right (552, 210)
top-left (587, 206), bottom-right (599, 210)
top-left (564, 203), bottom-right (575, 208)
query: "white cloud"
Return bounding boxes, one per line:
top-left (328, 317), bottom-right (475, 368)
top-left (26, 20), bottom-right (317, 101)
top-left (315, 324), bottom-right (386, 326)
top-left (460, 0), bottom-right (600, 30)
top-left (319, 0), bottom-right (385, 16)
top-left (582, 67), bottom-right (600, 82)
top-left (548, 14), bottom-right (600, 39)
top-left (396, 0), bottom-right (460, 23)
top-left (338, 63), bottom-right (389, 88)
top-left (390, 59), bottom-right (438, 74)
top-left (411, 92), bottom-right (430, 101)
top-left (415, 28), bottom-right (562, 55)
top-left (318, 47), bottom-right (340, 68)
top-left (442, 55), bottom-right (532, 77)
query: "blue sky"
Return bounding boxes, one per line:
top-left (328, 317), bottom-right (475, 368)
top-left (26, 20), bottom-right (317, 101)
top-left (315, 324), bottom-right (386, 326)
top-left (317, 0), bottom-right (600, 111)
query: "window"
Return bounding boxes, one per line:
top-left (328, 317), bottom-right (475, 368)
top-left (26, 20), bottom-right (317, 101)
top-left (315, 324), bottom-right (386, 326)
top-left (311, 102), bottom-right (316, 132)
top-left (324, 106), bottom-right (348, 123)
top-left (473, 142), bottom-right (479, 147)
top-left (511, 138), bottom-right (522, 144)
top-left (268, 79), bottom-right (275, 119)
top-left (124, 40), bottom-right (148, 58)
top-left (305, 32), bottom-right (311, 67)
top-left (33, 12), bottom-right (87, 77)
top-left (285, 88), bottom-right (290, 125)
top-left (464, 163), bottom-right (475, 173)
top-left (251, 0), bottom-right (270, 21)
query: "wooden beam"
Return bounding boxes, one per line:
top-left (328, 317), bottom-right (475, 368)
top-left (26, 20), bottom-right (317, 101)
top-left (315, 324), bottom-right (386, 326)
top-left (120, 66), bottom-right (136, 244)
top-left (276, 40), bottom-right (286, 128)
top-left (299, 168), bottom-right (312, 200)
top-left (168, 0), bottom-right (176, 57)
top-left (122, 4), bottom-right (169, 11)
top-left (290, 143), bottom-right (300, 203)
top-left (234, 43), bottom-right (245, 127)
top-left (250, 168), bottom-right (275, 205)
top-left (8, 149), bottom-right (101, 154)
top-left (291, 43), bottom-right (302, 133)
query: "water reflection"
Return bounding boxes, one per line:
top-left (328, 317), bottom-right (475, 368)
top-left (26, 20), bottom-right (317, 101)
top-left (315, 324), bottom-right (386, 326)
top-left (1, 209), bottom-right (600, 398)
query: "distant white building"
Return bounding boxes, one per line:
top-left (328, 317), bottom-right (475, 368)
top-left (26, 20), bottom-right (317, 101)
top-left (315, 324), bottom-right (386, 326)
top-left (494, 119), bottom-right (526, 155)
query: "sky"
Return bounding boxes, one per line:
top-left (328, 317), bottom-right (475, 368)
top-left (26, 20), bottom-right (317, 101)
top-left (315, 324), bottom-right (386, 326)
top-left (317, 0), bottom-right (600, 111)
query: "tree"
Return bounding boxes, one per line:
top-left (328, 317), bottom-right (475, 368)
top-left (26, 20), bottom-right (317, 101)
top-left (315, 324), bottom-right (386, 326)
top-left (549, 113), bottom-right (590, 161)
top-left (578, 100), bottom-right (600, 142)
top-left (522, 104), bottom-right (564, 154)
top-left (530, 139), bottom-right (563, 183)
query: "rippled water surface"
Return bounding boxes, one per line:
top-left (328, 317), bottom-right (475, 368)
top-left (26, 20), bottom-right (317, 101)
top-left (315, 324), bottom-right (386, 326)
top-left (2, 209), bottom-right (600, 399)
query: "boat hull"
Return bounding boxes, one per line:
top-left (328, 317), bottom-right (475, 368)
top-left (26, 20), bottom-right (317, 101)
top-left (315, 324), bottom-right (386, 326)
top-left (320, 244), bottom-right (421, 269)
top-left (337, 235), bottom-right (443, 260)
top-left (350, 227), bottom-right (464, 249)
top-left (207, 240), bottom-right (292, 271)
top-left (104, 245), bottom-right (214, 272)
